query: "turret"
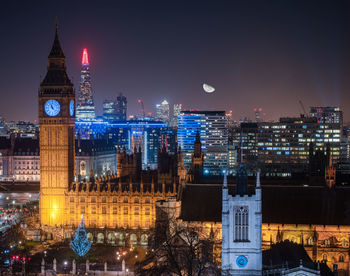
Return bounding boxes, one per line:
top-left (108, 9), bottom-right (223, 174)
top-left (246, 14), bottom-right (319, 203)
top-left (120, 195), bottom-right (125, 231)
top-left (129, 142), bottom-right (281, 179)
top-left (236, 164), bottom-right (248, 196)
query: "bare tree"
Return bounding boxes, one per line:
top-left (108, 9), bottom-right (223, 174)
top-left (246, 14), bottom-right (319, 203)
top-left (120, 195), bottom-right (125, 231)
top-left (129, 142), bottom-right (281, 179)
top-left (136, 207), bottom-right (221, 276)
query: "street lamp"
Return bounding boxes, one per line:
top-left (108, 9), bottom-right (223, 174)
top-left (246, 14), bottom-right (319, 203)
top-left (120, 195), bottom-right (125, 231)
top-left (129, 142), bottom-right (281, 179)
top-left (64, 261), bottom-right (68, 275)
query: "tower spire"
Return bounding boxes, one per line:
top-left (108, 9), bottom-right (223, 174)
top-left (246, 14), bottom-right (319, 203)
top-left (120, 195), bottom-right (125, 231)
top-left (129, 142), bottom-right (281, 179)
top-left (48, 20), bottom-right (65, 59)
top-left (82, 48), bottom-right (89, 65)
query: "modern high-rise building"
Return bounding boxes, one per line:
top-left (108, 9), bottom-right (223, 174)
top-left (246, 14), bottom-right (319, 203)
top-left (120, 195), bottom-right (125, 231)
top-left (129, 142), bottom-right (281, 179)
top-left (309, 106), bottom-right (343, 125)
top-left (75, 120), bottom-right (176, 169)
top-left (231, 115), bottom-right (342, 176)
top-left (102, 94), bottom-right (127, 122)
top-left (156, 100), bottom-right (170, 123)
top-left (171, 103), bottom-right (182, 127)
top-left (103, 100), bottom-right (116, 121)
top-left (116, 93), bottom-right (127, 121)
top-left (177, 110), bottom-right (228, 175)
top-left (76, 48), bottom-right (96, 121)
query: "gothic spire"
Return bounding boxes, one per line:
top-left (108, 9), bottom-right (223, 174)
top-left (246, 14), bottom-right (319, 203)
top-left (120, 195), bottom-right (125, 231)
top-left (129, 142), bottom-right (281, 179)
top-left (193, 130), bottom-right (202, 157)
top-left (40, 20), bottom-right (73, 90)
top-left (48, 19), bottom-right (65, 59)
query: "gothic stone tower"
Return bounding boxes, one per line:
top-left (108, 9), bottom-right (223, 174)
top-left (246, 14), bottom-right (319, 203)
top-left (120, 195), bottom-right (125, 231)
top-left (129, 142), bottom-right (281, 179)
top-left (39, 24), bottom-right (75, 226)
top-left (221, 169), bottom-right (262, 275)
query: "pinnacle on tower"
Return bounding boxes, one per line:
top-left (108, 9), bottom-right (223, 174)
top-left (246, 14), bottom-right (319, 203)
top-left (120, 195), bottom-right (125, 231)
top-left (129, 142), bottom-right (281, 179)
top-left (82, 48), bottom-right (89, 65)
top-left (48, 19), bottom-right (65, 59)
top-left (41, 21), bottom-right (73, 88)
top-left (193, 130), bottom-right (202, 157)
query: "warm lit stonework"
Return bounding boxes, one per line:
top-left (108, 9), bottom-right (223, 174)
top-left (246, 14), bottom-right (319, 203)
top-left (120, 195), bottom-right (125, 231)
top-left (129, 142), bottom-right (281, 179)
top-left (39, 24), bottom-right (75, 227)
top-left (66, 173), bottom-right (177, 230)
top-left (38, 26), bottom-right (181, 239)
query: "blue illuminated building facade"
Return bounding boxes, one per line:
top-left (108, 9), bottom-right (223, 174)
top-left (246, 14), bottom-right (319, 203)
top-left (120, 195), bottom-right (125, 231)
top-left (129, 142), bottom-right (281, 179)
top-left (177, 111), bottom-right (228, 175)
top-left (75, 120), bottom-right (175, 169)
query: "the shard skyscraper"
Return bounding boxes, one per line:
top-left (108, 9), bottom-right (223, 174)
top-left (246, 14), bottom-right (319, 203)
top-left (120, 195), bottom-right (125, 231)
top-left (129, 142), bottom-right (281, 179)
top-left (76, 48), bottom-right (96, 121)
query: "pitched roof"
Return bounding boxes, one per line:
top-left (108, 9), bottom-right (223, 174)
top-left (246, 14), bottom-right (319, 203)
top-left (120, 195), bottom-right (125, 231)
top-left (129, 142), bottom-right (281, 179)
top-left (179, 183), bottom-right (350, 226)
top-left (48, 26), bottom-right (65, 58)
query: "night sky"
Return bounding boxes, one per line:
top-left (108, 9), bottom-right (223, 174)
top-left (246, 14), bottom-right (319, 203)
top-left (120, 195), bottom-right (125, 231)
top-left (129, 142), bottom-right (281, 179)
top-left (1, 0), bottom-right (350, 122)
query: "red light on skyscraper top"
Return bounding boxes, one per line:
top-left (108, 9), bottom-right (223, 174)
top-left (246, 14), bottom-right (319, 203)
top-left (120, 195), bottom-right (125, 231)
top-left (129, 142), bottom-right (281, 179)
top-left (82, 48), bottom-right (89, 65)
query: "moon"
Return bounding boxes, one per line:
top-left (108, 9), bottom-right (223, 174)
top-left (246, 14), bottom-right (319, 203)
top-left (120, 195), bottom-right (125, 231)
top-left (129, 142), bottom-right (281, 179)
top-left (203, 83), bottom-right (215, 93)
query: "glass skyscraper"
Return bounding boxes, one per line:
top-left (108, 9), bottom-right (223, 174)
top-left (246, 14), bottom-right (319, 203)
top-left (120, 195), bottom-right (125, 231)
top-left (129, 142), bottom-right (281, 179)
top-left (177, 111), bottom-right (228, 175)
top-left (76, 48), bottom-right (96, 121)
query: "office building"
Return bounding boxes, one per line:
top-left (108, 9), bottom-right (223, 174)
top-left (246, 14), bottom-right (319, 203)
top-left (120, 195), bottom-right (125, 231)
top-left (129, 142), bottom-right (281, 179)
top-left (103, 100), bottom-right (116, 121)
top-left (231, 115), bottom-right (342, 176)
top-left (75, 120), bottom-right (176, 169)
top-left (156, 100), bottom-right (170, 123)
top-left (309, 106), bottom-right (343, 125)
top-left (116, 93), bottom-right (127, 121)
top-left (171, 103), bottom-right (182, 127)
top-left (177, 110), bottom-right (228, 175)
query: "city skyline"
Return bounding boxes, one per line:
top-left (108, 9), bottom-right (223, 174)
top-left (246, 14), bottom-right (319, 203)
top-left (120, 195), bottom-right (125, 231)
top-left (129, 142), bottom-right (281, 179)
top-left (1, 0), bottom-right (350, 122)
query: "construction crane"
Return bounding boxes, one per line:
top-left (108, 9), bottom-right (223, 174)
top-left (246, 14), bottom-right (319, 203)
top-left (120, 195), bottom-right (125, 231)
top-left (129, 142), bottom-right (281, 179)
top-left (137, 99), bottom-right (145, 118)
top-left (299, 100), bottom-right (307, 117)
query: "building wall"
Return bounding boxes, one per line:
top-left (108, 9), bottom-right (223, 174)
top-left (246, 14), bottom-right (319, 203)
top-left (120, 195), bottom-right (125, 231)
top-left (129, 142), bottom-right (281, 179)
top-left (75, 153), bottom-right (116, 180)
top-left (62, 174), bottom-right (177, 235)
top-left (12, 155), bottom-right (40, 181)
top-left (167, 220), bottom-right (350, 275)
top-left (177, 111), bottom-right (228, 175)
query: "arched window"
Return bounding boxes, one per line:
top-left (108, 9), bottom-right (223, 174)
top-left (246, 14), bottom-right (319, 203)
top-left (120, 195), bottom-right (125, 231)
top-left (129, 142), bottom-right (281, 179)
top-left (307, 237), bottom-right (313, 246)
top-left (323, 254), bottom-right (327, 261)
top-left (325, 239), bottom-right (330, 246)
top-left (80, 161), bottom-right (87, 176)
top-left (341, 239), bottom-right (348, 247)
top-left (339, 254), bottom-right (345, 262)
top-left (234, 206), bottom-right (249, 242)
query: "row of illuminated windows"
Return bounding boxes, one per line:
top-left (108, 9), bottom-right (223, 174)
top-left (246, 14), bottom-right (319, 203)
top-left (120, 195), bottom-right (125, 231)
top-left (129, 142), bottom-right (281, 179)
top-left (76, 218), bottom-right (152, 228)
top-left (14, 166), bottom-right (39, 170)
top-left (15, 161), bottom-right (39, 165)
top-left (70, 197), bottom-right (151, 204)
top-left (70, 205), bottom-right (151, 215)
top-left (14, 171), bottom-right (39, 174)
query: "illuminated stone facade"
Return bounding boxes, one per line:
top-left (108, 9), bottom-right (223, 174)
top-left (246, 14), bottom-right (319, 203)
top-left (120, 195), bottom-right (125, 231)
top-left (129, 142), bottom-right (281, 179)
top-left (66, 174), bottom-right (177, 231)
top-left (37, 30), bottom-right (181, 243)
top-left (39, 25), bottom-right (75, 227)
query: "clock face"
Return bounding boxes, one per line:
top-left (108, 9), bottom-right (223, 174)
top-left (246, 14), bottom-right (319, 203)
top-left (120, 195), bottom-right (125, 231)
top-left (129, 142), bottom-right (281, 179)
top-left (44, 100), bottom-right (60, 117)
top-left (69, 100), bottom-right (74, 116)
top-left (236, 256), bottom-right (248, 268)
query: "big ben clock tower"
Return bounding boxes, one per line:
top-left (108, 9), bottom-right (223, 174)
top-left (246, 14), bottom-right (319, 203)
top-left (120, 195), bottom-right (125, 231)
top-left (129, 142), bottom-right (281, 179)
top-left (39, 23), bottom-right (75, 226)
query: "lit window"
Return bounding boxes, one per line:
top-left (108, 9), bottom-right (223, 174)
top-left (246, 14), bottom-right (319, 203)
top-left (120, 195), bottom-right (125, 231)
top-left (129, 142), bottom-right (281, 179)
top-left (341, 239), bottom-right (348, 247)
